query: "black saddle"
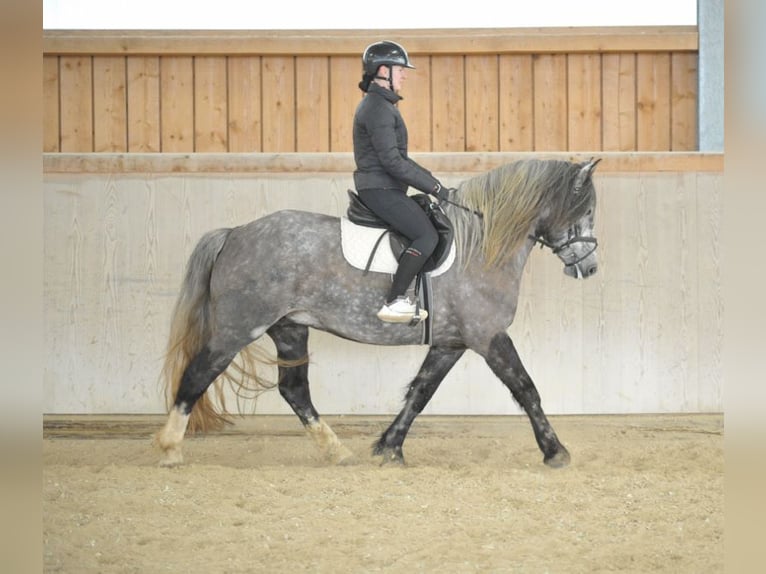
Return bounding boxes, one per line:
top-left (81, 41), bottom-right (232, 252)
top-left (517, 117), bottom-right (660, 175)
top-left (346, 190), bottom-right (454, 273)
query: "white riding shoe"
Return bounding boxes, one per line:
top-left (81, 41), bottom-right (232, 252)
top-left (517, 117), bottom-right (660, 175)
top-left (376, 297), bottom-right (428, 323)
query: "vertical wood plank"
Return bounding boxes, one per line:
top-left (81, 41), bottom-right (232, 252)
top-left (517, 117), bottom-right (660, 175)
top-left (671, 52), bottom-right (698, 151)
top-left (431, 55), bottom-right (465, 152)
top-left (92, 56), bottom-right (127, 152)
top-left (127, 56), bottom-right (160, 152)
top-left (262, 56), bottom-right (296, 152)
top-left (499, 54), bottom-right (533, 151)
top-left (398, 54), bottom-right (432, 153)
top-left (329, 56), bottom-right (360, 152)
top-left (695, 173), bottom-right (722, 410)
top-left (43, 56), bottom-right (60, 152)
top-left (296, 57), bottom-right (329, 152)
top-left (602, 53), bottom-right (637, 151)
top-left (194, 56), bottom-right (228, 152)
top-left (533, 54), bottom-right (567, 151)
top-left (160, 56), bottom-right (194, 152)
top-left (636, 53), bottom-right (671, 151)
top-left (465, 55), bottom-right (499, 152)
top-left (567, 53), bottom-right (602, 151)
top-left (59, 56), bottom-right (93, 152)
top-left (228, 56), bottom-right (262, 152)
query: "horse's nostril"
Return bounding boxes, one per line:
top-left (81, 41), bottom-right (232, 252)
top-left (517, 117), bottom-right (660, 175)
top-left (585, 265), bottom-right (597, 277)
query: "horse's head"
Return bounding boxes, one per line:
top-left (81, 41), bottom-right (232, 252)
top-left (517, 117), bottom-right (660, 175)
top-left (533, 158), bottom-right (600, 279)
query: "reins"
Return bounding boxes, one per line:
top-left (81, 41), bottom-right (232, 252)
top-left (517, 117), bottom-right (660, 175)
top-left (438, 197), bottom-right (484, 219)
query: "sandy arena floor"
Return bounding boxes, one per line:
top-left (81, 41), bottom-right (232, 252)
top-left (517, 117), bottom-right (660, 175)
top-left (43, 413), bottom-right (723, 573)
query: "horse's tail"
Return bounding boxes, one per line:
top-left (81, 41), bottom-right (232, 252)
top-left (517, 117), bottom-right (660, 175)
top-left (162, 228), bottom-right (304, 433)
top-left (159, 227), bottom-right (250, 433)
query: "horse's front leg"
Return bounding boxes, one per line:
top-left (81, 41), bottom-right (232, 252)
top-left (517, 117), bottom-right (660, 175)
top-left (484, 332), bottom-right (570, 468)
top-left (374, 346), bottom-right (465, 465)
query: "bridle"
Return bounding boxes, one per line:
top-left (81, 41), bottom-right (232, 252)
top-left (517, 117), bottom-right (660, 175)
top-left (529, 225), bottom-right (598, 270)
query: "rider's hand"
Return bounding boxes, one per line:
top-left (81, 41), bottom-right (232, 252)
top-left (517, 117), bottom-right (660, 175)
top-left (431, 184), bottom-right (455, 202)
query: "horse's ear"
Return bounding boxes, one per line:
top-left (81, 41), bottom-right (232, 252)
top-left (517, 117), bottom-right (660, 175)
top-left (573, 157), bottom-right (602, 194)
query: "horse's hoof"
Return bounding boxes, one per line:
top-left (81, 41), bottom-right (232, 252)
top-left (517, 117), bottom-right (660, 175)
top-left (376, 447), bottom-right (405, 466)
top-left (544, 447), bottom-right (571, 469)
top-left (159, 448), bottom-right (184, 468)
top-left (330, 445), bottom-right (355, 466)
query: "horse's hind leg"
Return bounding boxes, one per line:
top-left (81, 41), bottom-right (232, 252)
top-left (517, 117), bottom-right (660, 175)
top-left (484, 332), bottom-right (570, 468)
top-left (156, 344), bottom-right (239, 466)
top-left (374, 346), bottom-right (465, 465)
top-left (268, 321), bottom-right (353, 465)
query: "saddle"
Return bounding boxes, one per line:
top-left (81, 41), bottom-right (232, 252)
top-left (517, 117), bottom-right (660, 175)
top-left (345, 190), bottom-right (454, 274)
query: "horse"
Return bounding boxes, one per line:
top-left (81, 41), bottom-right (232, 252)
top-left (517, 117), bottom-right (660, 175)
top-left (156, 157), bottom-right (601, 468)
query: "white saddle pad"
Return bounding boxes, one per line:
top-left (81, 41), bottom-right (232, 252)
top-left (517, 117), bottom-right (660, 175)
top-left (340, 216), bottom-right (455, 277)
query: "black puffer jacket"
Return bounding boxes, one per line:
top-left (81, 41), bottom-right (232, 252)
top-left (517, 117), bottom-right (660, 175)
top-left (352, 83), bottom-right (441, 194)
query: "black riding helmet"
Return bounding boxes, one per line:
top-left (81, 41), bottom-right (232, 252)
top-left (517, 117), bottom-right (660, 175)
top-left (362, 40), bottom-right (415, 75)
top-left (359, 40), bottom-right (415, 92)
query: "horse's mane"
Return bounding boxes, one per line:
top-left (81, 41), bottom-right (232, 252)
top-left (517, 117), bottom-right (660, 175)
top-left (449, 159), bottom-right (595, 268)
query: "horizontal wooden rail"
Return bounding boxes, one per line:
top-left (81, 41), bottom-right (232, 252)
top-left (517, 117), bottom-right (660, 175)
top-left (43, 152), bottom-right (723, 174)
top-left (43, 27), bottom-right (698, 56)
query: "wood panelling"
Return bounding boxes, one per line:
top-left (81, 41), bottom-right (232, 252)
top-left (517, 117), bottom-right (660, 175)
top-left (637, 53), bottom-right (672, 151)
top-left (602, 53), bottom-right (637, 151)
top-left (296, 57), bottom-right (330, 152)
top-left (92, 57), bottom-right (127, 152)
top-left (59, 56), bottom-right (93, 152)
top-left (499, 55), bottom-right (534, 151)
top-left (261, 56), bottom-right (295, 153)
top-left (466, 55), bottom-right (499, 152)
top-left (329, 56), bottom-right (360, 152)
top-left (568, 54), bottom-right (602, 150)
top-left (227, 56), bottom-right (262, 152)
top-left (431, 55), bottom-right (465, 152)
top-left (126, 56), bottom-right (160, 152)
top-left (43, 56), bottom-right (60, 152)
top-left (671, 52), bottom-right (699, 150)
top-left (43, 28), bottom-right (700, 153)
top-left (533, 54), bottom-right (568, 150)
top-left (160, 56), bottom-right (194, 152)
top-left (194, 56), bottom-right (228, 152)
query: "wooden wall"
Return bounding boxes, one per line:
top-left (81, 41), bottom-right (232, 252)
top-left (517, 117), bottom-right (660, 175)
top-left (43, 152), bottom-right (722, 416)
top-left (43, 27), bottom-right (699, 154)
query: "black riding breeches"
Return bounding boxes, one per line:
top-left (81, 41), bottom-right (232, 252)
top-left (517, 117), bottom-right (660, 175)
top-left (357, 189), bottom-right (439, 302)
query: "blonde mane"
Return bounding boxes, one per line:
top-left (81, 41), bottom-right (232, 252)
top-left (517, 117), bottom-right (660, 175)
top-left (449, 159), bottom-right (594, 268)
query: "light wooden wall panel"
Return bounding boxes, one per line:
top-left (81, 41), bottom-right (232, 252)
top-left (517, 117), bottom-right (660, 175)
top-left (194, 56), bottom-right (228, 152)
top-left (499, 55), bottom-right (534, 151)
top-left (671, 52), bottom-right (699, 150)
top-left (431, 56), bottom-right (465, 152)
top-left (126, 56), bottom-right (160, 152)
top-left (43, 28), bottom-right (700, 154)
top-left (59, 56), bottom-right (92, 152)
top-left (637, 53), bottom-right (672, 151)
top-left (296, 57), bottom-right (330, 152)
top-left (228, 56), bottom-right (262, 152)
top-left (329, 56), bottom-right (359, 152)
top-left (42, 153), bottom-right (722, 416)
top-left (261, 56), bottom-right (295, 152)
top-left (398, 54), bottom-right (432, 152)
top-left (466, 55), bottom-right (499, 152)
top-left (160, 56), bottom-right (194, 152)
top-left (533, 54), bottom-right (568, 150)
top-left (43, 56), bottom-right (60, 152)
top-left (602, 53), bottom-right (637, 151)
top-left (568, 54), bottom-right (602, 150)
top-left (93, 57), bottom-right (127, 152)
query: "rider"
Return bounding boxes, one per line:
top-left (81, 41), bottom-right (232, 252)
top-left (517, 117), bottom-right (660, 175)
top-left (353, 40), bottom-right (455, 323)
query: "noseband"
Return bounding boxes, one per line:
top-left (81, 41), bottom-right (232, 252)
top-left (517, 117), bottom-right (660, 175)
top-left (529, 229), bottom-right (598, 269)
